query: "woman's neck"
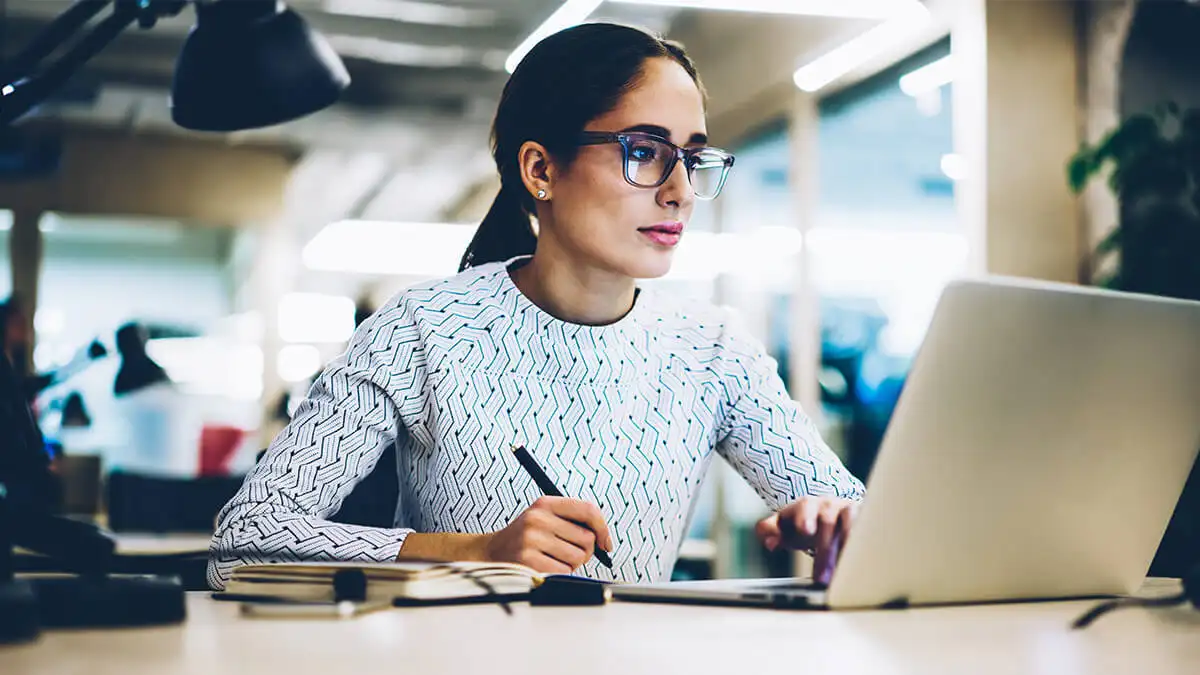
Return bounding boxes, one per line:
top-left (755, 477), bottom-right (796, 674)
top-left (512, 249), bottom-right (637, 327)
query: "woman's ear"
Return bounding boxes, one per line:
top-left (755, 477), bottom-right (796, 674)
top-left (518, 141), bottom-right (555, 202)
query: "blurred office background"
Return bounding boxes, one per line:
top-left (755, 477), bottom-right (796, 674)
top-left (2, 0), bottom-right (1196, 579)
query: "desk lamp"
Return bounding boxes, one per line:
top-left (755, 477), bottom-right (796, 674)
top-left (0, 0), bottom-right (350, 130)
top-left (0, 0), bottom-right (350, 644)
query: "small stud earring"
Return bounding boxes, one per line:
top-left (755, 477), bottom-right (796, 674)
top-left (536, 189), bottom-right (547, 200)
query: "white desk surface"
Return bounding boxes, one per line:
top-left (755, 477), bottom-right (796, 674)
top-left (3, 579), bottom-right (1198, 674)
top-left (110, 533), bottom-right (212, 556)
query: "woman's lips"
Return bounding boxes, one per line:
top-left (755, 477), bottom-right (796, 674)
top-left (639, 222), bottom-right (683, 247)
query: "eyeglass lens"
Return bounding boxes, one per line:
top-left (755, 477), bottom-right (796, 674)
top-left (622, 136), bottom-right (728, 199)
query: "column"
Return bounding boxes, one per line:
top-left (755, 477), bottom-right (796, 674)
top-left (788, 88), bottom-right (821, 579)
top-left (1078, 0), bottom-right (1137, 282)
top-left (952, 0), bottom-right (1084, 282)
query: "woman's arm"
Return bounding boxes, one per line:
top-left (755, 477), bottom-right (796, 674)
top-left (714, 315), bottom-right (865, 507)
top-left (206, 298), bottom-right (430, 589)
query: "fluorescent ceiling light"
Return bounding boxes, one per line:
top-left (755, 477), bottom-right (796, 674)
top-left (506, 0), bottom-right (604, 73)
top-left (278, 344), bottom-right (323, 384)
top-left (324, 0), bottom-right (497, 27)
top-left (278, 293), bottom-right (356, 344)
top-left (509, 0), bottom-right (918, 74)
top-left (304, 218), bottom-right (802, 283)
top-left (899, 55), bottom-right (953, 96)
top-left (606, 0), bottom-right (900, 19)
top-left (793, 0), bottom-right (930, 92)
top-left (304, 219), bottom-right (479, 277)
top-left (940, 153), bottom-right (964, 181)
top-left (145, 337), bottom-right (265, 401)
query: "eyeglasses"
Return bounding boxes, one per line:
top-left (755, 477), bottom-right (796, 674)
top-left (578, 131), bottom-right (735, 200)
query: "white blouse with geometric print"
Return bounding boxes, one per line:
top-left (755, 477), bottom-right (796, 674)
top-left (207, 257), bottom-right (865, 589)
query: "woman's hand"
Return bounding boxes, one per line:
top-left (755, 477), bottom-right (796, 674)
top-left (482, 496), bottom-right (613, 574)
top-left (755, 496), bottom-right (859, 584)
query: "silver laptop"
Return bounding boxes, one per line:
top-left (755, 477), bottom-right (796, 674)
top-left (612, 276), bottom-right (1200, 610)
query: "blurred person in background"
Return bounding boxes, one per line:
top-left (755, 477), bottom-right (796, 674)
top-left (0, 295), bottom-right (32, 377)
top-left (209, 22), bottom-right (864, 591)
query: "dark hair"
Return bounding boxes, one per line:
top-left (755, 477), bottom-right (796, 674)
top-left (458, 22), bottom-right (704, 271)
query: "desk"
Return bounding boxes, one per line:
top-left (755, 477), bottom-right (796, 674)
top-left (15, 532), bottom-right (212, 590)
top-left (109, 533), bottom-right (212, 556)
top-left (3, 580), bottom-right (1198, 674)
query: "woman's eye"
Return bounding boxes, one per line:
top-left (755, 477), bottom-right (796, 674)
top-left (629, 144), bottom-right (658, 162)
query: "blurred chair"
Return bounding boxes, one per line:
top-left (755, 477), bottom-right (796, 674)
top-left (104, 471), bottom-right (242, 533)
top-left (198, 425), bottom-right (246, 477)
top-left (58, 454), bottom-right (103, 516)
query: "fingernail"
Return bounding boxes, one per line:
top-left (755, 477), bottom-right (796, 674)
top-left (764, 536), bottom-right (779, 551)
top-left (805, 516), bottom-right (818, 535)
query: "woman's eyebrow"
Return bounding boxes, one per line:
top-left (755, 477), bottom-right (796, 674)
top-left (620, 124), bottom-right (709, 145)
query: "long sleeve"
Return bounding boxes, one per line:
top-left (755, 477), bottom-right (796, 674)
top-left (206, 298), bottom-right (430, 590)
top-left (715, 315), bottom-right (865, 511)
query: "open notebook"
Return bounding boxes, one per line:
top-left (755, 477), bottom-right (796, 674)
top-left (218, 560), bottom-right (541, 605)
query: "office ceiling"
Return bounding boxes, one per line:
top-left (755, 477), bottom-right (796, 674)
top-left (0, 0), bottom-right (678, 231)
top-left (0, 1), bottom-right (952, 275)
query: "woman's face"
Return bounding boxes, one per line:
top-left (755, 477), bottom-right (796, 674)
top-left (537, 57), bottom-right (708, 280)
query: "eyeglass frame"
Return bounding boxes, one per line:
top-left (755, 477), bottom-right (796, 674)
top-left (576, 130), bottom-right (736, 200)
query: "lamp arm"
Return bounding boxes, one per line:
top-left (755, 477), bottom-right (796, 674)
top-left (0, 1), bottom-right (188, 127)
top-left (0, 0), bottom-right (110, 86)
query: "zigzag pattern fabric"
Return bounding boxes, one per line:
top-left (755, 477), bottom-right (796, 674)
top-left (208, 258), bottom-right (865, 589)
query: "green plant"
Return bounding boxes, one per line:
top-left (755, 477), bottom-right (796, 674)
top-left (1068, 102), bottom-right (1200, 301)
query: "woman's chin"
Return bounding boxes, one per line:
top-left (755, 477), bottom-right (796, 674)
top-left (614, 247), bottom-right (681, 278)
top-left (624, 255), bottom-right (674, 280)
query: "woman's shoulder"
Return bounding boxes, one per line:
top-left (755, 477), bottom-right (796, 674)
top-left (639, 289), bottom-right (752, 353)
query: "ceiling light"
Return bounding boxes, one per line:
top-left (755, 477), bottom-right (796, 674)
top-left (793, 0), bottom-right (930, 92)
top-left (278, 344), bottom-right (323, 383)
top-left (606, 0), bottom-right (900, 19)
top-left (505, 0), bottom-right (604, 73)
top-left (507, 0), bottom-right (918, 75)
top-left (899, 55), bottom-right (953, 96)
top-left (940, 153), bottom-right (965, 181)
top-left (278, 293), bottom-right (356, 343)
top-left (304, 220), bottom-right (479, 276)
top-left (324, 0), bottom-right (497, 27)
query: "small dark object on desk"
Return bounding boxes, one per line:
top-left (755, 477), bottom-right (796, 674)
top-left (530, 575), bottom-right (612, 607)
top-left (333, 568), bottom-right (368, 602)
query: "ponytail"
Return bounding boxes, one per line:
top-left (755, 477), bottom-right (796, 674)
top-left (458, 184), bottom-right (537, 272)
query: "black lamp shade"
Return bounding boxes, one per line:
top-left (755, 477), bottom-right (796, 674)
top-left (170, 1), bottom-right (350, 132)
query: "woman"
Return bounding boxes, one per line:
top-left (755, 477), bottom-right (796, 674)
top-left (208, 22), bottom-right (864, 590)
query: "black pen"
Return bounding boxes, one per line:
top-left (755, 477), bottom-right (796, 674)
top-left (509, 444), bottom-right (614, 569)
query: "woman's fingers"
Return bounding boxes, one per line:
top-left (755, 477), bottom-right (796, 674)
top-left (812, 500), bottom-right (846, 583)
top-left (755, 513), bottom-right (782, 551)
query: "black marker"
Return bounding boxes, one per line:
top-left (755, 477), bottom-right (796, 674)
top-left (510, 444), bottom-right (614, 569)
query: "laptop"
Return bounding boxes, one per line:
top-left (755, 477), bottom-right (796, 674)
top-left (612, 276), bottom-right (1200, 610)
